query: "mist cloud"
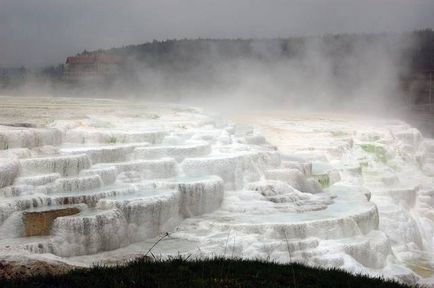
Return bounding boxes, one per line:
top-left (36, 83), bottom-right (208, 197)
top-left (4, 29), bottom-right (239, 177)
top-left (0, 0), bottom-right (433, 67)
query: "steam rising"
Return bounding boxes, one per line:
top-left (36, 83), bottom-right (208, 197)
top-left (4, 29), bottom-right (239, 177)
top-left (6, 34), bottom-right (419, 117)
top-left (1, 2), bottom-right (434, 285)
top-left (1, 0), bottom-right (433, 67)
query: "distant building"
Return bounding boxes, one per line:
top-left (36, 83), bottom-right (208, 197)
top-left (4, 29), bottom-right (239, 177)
top-left (63, 55), bottom-right (122, 81)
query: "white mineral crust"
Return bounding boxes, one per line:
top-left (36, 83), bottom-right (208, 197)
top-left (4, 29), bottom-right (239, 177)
top-left (0, 98), bottom-right (433, 285)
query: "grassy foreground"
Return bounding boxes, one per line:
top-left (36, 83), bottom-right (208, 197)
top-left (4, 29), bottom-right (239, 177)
top-left (0, 258), bottom-right (411, 288)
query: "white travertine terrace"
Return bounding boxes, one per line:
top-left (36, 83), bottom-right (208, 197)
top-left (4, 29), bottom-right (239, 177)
top-left (0, 97), bottom-right (434, 285)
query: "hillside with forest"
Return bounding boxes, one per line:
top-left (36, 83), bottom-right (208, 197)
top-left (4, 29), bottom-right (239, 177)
top-left (2, 30), bottom-right (433, 107)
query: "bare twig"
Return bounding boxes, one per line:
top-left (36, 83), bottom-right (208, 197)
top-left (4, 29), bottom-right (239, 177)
top-left (144, 232), bottom-right (169, 258)
top-left (284, 230), bottom-right (297, 288)
top-left (223, 229), bottom-right (231, 257)
top-left (184, 253), bottom-right (193, 261)
top-left (231, 235), bottom-right (236, 258)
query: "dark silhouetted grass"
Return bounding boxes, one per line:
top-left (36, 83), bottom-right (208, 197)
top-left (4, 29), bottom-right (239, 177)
top-left (0, 257), bottom-right (413, 288)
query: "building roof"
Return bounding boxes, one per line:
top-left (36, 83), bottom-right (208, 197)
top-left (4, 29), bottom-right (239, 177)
top-left (65, 55), bottom-right (122, 64)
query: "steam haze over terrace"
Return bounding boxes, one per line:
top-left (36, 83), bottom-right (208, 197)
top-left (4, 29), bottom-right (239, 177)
top-left (3, 2), bottom-right (434, 286)
top-left (0, 0), bottom-right (434, 67)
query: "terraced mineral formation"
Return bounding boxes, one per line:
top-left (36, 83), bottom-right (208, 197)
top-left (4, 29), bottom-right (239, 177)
top-left (0, 97), bottom-right (434, 285)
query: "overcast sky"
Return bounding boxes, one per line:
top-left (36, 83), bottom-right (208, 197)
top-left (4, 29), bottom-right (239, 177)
top-left (1, 0), bottom-right (433, 67)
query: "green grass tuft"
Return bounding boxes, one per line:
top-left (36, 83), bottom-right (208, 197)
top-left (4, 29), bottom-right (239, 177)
top-left (0, 258), bottom-right (413, 288)
top-left (360, 144), bottom-right (389, 164)
top-left (330, 131), bottom-right (349, 137)
top-left (106, 136), bottom-right (118, 144)
top-left (313, 174), bottom-right (330, 188)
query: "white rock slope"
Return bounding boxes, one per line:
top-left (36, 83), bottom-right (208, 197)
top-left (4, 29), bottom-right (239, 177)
top-left (0, 98), bottom-right (433, 286)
